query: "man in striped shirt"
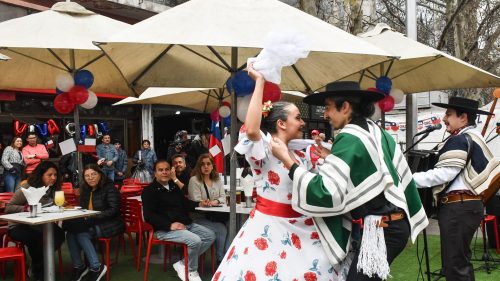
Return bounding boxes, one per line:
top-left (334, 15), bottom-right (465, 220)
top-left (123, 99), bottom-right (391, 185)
top-left (413, 97), bottom-right (500, 281)
top-left (271, 81), bottom-right (428, 280)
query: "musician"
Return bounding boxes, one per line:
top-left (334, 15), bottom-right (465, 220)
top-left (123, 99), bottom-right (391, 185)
top-left (413, 97), bottom-right (500, 281)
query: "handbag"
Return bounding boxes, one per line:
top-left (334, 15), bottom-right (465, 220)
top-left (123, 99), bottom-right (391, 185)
top-left (202, 181), bottom-right (229, 223)
top-left (62, 217), bottom-right (90, 233)
top-left (10, 163), bottom-right (23, 175)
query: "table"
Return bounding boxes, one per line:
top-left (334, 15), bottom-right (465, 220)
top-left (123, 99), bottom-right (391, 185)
top-left (0, 209), bottom-right (100, 281)
top-left (195, 203), bottom-right (254, 215)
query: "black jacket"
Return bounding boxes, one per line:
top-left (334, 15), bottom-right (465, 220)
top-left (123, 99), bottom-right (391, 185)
top-left (141, 179), bottom-right (199, 232)
top-left (79, 181), bottom-right (125, 238)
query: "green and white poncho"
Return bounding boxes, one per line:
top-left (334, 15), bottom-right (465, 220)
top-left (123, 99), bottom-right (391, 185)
top-left (291, 119), bottom-right (429, 266)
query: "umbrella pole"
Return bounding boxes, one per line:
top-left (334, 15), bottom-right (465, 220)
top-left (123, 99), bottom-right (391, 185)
top-left (229, 47), bottom-right (238, 241)
top-left (70, 49), bottom-right (83, 187)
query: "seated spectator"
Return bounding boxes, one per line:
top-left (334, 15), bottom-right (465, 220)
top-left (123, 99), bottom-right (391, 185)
top-left (141, 159), bottom-right (215, 281)
top-left (1, 137), bottom-right (25, 192)
top-left (132, 139), bottom-right (157, 177)
top-left (5, 161), bottom-right (65, 281)
top-left (187, 154), bottom-right (228, 263)
top-left (171, 154), bottom-right (192, 195)
top-left (60, 151), bottom-right (97, 188)
top-left (64, 164), bottom-right (125, 281)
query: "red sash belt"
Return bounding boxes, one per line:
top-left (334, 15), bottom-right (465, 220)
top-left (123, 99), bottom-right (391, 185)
top-left (256, 196), bottom-right (302, 218)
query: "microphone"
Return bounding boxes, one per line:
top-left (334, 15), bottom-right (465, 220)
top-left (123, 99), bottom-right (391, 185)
top-left (414, 123), bottom-right (443, 137)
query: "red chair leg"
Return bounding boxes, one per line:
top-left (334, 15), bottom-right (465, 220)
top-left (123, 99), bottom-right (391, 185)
top-left (105, 240), bottom-right (110, 281)
top-left (183, 246), bottom-right (188, 281)
top-left (143, 234), bottom-right (153, 281)
top-left (136, 231), bottom-right (142, 271)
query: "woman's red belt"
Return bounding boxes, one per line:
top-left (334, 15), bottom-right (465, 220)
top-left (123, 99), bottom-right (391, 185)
top-left (256, 196), bottom-right (302, 218)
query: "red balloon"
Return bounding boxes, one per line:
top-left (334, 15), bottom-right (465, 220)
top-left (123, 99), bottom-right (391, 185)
top-left (222, 101), bottom-right (231, 108)
top-left (88, 124), bottom-right (95, 137)
top-left (263, 82), bottom-right (281, 102)
top-left (54, 93), bottom-right (75, 114)
top-left (14, 120), bottom-right (28, 137)
top-left (378, 95), bottom-right (395, 112)
top-left (47, 119), bottom-right (60, 135)
top-left (67, 85), bottom-right (89, 105)
top-left (210, 109), bottom-right (221, 122)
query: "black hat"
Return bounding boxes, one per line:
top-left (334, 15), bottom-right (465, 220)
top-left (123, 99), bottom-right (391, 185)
top-left (432, 97), bottom-right (492, 115)
top-left (303, 81), bottom-right (385, 105)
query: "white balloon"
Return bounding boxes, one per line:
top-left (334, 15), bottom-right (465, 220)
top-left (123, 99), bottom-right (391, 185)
top-left (218, 105), bottom-right (231, 118)
top-left (80, 91), bottom-right (98, 109)
top-left (390, 88), bottom-right (405, 104)
top-left (237, 95), bottom-right (252, 122)
top-left (55, 73), bottom-right (74, 92)
top-left (371, 103), bottom-right (382, 121)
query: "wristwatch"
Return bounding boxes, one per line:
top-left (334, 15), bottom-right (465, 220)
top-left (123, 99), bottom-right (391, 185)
top-left (173, 179), bottom-right (179, 183)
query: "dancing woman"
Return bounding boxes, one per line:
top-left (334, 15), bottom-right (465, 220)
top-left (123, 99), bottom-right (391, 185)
top-left (212, 65), bottom-right (337, 281)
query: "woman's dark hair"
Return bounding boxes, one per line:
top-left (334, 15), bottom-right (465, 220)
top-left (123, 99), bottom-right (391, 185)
top-left (327, 96), bottom-right (375, 119)
top-left (27, 161), bottom-right (61, 190)
top-left (142, 139), bottom-right (151, 146)
top-left (192, 153), bottom-right (219, 182)
top-left (10, 137), bottom-right (22, 149)
top-left (81, 164), bottom-right (108, 190)
top-left (261, 101), bottom-right (294, 134)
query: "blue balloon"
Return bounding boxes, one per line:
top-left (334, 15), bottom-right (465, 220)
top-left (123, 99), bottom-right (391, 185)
top-left (232, 71), bottom-right (255, 97)
top-left (35, 123), bottom-right (49, 138)
top-left (225, 77), bottom-right (234, 93)
top-left (223, 116), bottom-right (231, 128)
top-left (80, 125), bottom-right (87, 143)
top-left (376, 76), bottom-right (392, 94)
top-left (55, 88), bottom-right (64, 95)
top-left (74, 70), bottom-right (94, 89)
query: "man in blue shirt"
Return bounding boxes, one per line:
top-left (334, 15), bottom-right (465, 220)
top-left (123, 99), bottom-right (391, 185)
top-left (96, 134), bottom-right (118, 182)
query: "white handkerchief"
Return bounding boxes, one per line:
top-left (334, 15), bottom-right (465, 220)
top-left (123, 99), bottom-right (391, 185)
top-left (21, 186), bottom-right (49, 205)
top-left (240, 175), bottom-right (255, 196)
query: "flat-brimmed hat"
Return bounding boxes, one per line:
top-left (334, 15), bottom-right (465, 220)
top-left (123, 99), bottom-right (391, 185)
top-left (432, 97), bottom-right (492, 115)
top-left (303, 81), bottom-right (385, 106)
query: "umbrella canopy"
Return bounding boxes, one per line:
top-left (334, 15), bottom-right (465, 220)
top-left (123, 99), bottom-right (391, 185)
top-left (0, 53), bottom-right (9, 61)
top-left (343, 23), bottom-right (500, 93)
top-left (112, 87), bottom-right (306, 113)
top-left (0, 1), bottom-right (134, 96)
top-left (96, 0), bottom-right (392, 93)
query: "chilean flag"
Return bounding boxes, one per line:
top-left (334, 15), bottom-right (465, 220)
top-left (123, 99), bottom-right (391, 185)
top-left (209, 121), bottom-right (224, 173)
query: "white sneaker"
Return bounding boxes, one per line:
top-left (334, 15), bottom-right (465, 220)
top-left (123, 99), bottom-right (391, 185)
top-left (188, 271), bottom-right (202, 281)
top-left (173, 260), bottom-right (186, 281)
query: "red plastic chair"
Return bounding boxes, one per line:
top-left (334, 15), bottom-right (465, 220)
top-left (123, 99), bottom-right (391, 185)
top-left (0, 246), bottom-right (25, 281)
top-left (121, 199), bottom-right (153, 271)
top-left (480, 215), bottom-right (500, 254)
top-left (62, 182), bottom-right (73, 193)
top-left (123, 178), bottom-right (141, 185)
top-left (143, 231), bottom-right (188, 281)
top-left (97, 235), bottom-right (122, 281)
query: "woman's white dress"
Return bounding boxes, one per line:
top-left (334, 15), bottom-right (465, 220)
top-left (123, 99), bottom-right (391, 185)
top-left (212, 129), bottom-right (338, 281)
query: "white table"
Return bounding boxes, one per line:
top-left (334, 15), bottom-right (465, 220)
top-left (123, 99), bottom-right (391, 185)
top-left (0, 209), bottom-right (100, 281)
top-left (195, 203), bottom-right (254, 214)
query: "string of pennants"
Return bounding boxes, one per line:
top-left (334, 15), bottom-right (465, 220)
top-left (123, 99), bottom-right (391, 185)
top-left (375, 116), bottom-right (442, 132)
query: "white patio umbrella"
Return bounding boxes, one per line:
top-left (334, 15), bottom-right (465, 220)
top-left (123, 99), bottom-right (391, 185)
top-left (0, 1), bottom-right (134, 96)
top-left (96, 0), bottom-right (392, 240)
top-left (342, 23), bottom-right (500, 93)
top-left (0, 6), bottom-right (133, 279)
top-left (113, 87), bottom-right (306, 113)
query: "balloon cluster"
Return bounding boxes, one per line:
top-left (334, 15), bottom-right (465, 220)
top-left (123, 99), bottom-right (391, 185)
top-left (54, 70), bottom-right (98, 114)
top-left (209, 102), bottom-right (232, 129)
top-left (65, 122), bottom-right (110, 143)
top-left (13, 119), bottom-right (60, 138)
top-left (370, 76), bottom-right (405, 120)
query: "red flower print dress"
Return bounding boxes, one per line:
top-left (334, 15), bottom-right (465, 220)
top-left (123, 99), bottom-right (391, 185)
top-left (212, 131), bottom-right (337, 281)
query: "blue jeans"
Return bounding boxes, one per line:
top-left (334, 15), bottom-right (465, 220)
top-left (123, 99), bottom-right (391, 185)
top-left (156, 223), bottom-right (215, 272)
top-left (67, 226), bottom-right (103, 270)
top-left (102, 169), bottom-right (115, 182)
top-left (194, 218), bottom-right (228, 262)
top-left (3, 172), bottom-right (20, 193)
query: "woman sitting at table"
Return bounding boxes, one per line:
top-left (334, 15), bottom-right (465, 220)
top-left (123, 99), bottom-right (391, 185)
top-left (187, 153), bottom-right (228, 263)
top-left (64, 164), bottom-right (124, 281)
top-left (5, 161), bottom-right (65, 281)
